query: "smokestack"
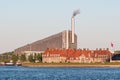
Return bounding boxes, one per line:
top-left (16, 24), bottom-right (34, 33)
top-left (71, 9), bottom-right (80, 43)
top-left (66, 30), bottom-right (69, 49)
top-left (71, 17), bottom-right (75, 43)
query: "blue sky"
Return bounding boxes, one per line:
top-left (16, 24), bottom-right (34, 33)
top-left (0, 0), bottom-right (120, 53)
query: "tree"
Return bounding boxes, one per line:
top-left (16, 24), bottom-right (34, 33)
top-left (12, 54), bottom-right (19, 63)
top-left (34, 53), bottom-right (37, 61)
top-left (20, 54), bottom-right (26, 62)
top-left (28, 54), bottom-right (35, 62)
top-left (36, 53), bottom-right (42, 62)
top-left (0, 51), bottom-right (14, 62)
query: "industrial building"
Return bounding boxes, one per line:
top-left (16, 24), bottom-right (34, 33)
top-left (14, 10), bottom-right (79, 55)
top-left (14, 30), bottom-right (77, 55)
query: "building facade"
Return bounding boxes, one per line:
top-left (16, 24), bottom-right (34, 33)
top-left (42, 48), bottom-right (111, 63)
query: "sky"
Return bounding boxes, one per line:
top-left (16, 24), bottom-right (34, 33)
top-left (0, 0), bottom-right (120, 53)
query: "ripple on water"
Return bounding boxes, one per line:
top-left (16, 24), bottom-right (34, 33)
top-left (0, 67), bottom-right (120, 80)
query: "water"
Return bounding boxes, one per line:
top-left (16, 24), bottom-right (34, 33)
top-left (0, 66), bottom-right (120, 80)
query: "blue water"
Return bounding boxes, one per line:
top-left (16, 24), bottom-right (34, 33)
top-left (0, 66), bottom-right (120, 80)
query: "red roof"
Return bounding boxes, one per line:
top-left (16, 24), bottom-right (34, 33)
top-left (43, 48), bottom-right (111, 58)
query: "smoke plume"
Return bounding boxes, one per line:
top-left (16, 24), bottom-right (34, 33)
top-left (73, 10), bottom-right (80, 17)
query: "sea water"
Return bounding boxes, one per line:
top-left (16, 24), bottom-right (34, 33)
top-left (0, 66), bottom-right (120, 80)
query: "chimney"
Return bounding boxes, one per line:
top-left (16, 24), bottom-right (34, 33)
top-left (66, 30), bottom-right (69, 49)
top-left (71, 9), bottom-right (80, 44)
top-left (71, 16), bottom-right (75, 43)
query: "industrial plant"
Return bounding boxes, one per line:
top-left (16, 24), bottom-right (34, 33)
top-left (14, 10), bottom-right (112, 63)
top-left (14, 10), bottom-right (79, 55)
top-left (14, 30), bottom-right (77, 55)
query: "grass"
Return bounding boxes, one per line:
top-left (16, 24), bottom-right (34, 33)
top-left (22, 62), bottom-right (120, 66)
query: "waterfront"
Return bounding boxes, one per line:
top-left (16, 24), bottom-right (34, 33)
top-left (22, 62), bottom-right (120, 68)
top-left (0, 66), bottom-right (120, 80)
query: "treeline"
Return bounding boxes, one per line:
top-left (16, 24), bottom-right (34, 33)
top-left (28, 53), bottom-right (42, 62)
top-left (0, 51), bottom-right (13, 62)
top-left (0, 52), bottom-right (42, 63)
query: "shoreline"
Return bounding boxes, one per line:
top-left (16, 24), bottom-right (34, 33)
top-left (22, 63), bottom-right (120, 68)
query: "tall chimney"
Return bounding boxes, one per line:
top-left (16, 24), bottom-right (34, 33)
top-left (71, 9), bottom-right (80, 44)
top-left (71, 16), bottom-right (75, 43)
top-left (66, 30), bottom-right (69, 49)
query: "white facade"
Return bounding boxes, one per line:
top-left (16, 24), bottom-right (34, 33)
top-left (22, 51), bottom-right (44, 60)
